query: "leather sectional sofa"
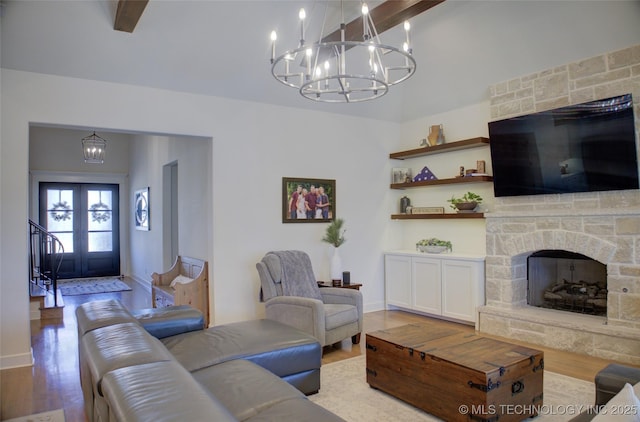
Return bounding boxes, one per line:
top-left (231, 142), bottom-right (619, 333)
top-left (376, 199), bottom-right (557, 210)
top-left (76, 299), bottom-right (344, 422)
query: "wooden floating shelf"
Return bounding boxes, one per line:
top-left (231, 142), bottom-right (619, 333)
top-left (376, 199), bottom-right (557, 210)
top-left (391, 213), bottom-right (485, 220)
top-left (390, 137), bottom-right (490, 160)
top-left (390, 175), bottom-right (493, 189)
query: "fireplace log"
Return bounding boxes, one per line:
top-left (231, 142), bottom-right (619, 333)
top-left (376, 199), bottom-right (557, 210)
top-left (587, 298), bottom-right (607, 307)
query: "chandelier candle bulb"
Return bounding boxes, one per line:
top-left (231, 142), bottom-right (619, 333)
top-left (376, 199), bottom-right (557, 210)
top-left (404, 21), bottom-right (411, 48)
top-left (362, 3), bottom-right (369, 39)
top-left (316, 67), bottom-right (322, 90)
top-left (298, 8), bottom-right (306, 45)
top-left (270, 31), bottom-right (277, 62)
top-left (324, 61), bottom-right (330, 89)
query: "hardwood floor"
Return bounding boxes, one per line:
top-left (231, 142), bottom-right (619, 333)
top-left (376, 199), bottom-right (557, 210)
top-left (0, 279), bottom-right (625, 421)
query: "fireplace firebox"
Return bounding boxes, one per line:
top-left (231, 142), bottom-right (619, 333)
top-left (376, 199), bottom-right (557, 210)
top-left (527, 250), bottom-right (607, 316)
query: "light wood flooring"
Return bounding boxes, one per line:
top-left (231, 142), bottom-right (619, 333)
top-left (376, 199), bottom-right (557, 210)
top-left (0, 278), bottom-right (627, 421)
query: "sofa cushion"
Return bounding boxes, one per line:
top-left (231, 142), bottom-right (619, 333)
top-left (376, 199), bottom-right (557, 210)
top-left (81, 322), bottom-right (174, 395)
top-left (131, 305), bottom-right (204, 338)
top-left (244, 397), bottom-right (345, 422)
top-left (76, 299), bottom-right (139, 337)
top-left (324, 304), bottom-right (358, 331)
top-left (592, 383), bottom-right (640, 422)
top-left (162, 319), bottom-right (321, 377)
top-left (102, 361), bottom-right (236, 422)
top-left (193, 359), bottom-right (303, 421)
top-left (170, 274), bottom-right (194, 288)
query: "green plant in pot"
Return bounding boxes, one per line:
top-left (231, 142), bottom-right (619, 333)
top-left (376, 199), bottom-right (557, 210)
top-left (416, 238), bottom-right (452, 253)
top-left (322, 218), bottom-right (346, 247)
top-left (322, 218), bottom-right (346, 282)
top-left (447, 191), bottom-right (483, 212)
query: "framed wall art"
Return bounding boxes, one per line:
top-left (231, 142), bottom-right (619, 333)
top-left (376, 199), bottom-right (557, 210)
top-left (134, 187), bottom-right (150, 231)
top-left (282, 177), bottom-right (335, 223)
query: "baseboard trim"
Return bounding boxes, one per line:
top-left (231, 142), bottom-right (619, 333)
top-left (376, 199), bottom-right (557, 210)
top-left (130, 275), bottom-right (152, 294)
top-left (30, 301), bottom-right (41, 320)
top-left (364, 301), bottom-right (385, 313)
top-left (0, 347), bottom-right (34, 370)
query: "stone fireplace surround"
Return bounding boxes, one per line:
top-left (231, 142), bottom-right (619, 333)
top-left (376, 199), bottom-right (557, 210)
top-left (479, 204), bottom-right (640, 365)
top-left (478, 43), bottom-right (640, 365)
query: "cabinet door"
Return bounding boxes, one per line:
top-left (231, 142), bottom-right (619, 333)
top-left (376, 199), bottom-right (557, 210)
top-left (441, 259), bottom-right (483, 323)
top-left (385, 255), bottom-right (412, 308)
top-left (412, 257), bottom-right (441, 315)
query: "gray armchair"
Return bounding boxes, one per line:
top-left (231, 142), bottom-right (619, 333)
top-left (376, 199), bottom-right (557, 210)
top-left (257, 250), bottom-right (362, 347)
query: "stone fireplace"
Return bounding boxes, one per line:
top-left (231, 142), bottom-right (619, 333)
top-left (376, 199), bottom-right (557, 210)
top-left (479, 207), bottom-right (640, 365)
top-left (479, 44), bottom-right (640, 365)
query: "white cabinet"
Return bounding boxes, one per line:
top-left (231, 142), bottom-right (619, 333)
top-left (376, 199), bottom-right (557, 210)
top-left (384, 251), bottom-right (485, 324)
top-left (384, 254), bottom-right (412, 308)
top-left (412, 257), bottom-right (441, 314)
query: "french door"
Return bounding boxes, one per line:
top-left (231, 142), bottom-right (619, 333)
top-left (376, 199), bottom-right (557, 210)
top-left (39, 182), bottom-right (120, 279)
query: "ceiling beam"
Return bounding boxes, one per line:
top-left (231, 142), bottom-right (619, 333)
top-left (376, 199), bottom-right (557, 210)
top-left (114, 0), bottom-right (149, 33)
top-left (322, 0), bottom-right (446, 43)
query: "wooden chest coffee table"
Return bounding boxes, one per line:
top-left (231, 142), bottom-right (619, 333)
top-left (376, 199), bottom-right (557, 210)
top-left (366, 324), bottom-right (544, 422)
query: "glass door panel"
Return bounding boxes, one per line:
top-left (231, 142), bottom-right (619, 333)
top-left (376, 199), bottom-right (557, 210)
top-left (87, 189), bottom-right (113, 252)
top-left (45, 188), bottom-right (75, 253)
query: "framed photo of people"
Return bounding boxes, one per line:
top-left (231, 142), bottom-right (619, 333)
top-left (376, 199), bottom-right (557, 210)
top-left (282, 177), bottom-right (335, 223)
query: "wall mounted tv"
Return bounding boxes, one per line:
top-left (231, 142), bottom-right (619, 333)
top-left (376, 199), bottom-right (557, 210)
top-left (488, 93), bottom-right (638, 197)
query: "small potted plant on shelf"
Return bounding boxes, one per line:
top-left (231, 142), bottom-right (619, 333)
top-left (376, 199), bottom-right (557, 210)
top-left (416, 238), bottom-right (452, 254)
top-left (447, 191), bottom-right (483, 212)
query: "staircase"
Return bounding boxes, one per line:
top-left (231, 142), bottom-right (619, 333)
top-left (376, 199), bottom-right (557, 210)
top-left (29, 219), bottom-right (65, 320)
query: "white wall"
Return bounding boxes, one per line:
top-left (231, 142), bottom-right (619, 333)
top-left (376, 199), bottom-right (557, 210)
top-left (128, 133), bottom-right (212, 287)
top-left (29, 126), bottom-right (131, 174)
top-left (0, 69), bottom-right (397, 367)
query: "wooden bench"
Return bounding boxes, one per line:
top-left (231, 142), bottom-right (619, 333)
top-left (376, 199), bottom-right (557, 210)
top-left (152, 256), bottom-right (209, 326)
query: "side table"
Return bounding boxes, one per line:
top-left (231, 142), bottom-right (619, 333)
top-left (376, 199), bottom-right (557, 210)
top-left (317, 281), bottom-right (362, 290)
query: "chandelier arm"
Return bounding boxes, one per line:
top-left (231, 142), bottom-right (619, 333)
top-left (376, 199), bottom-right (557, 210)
top-left (336, 76), bottom-right (350, 103)
top-left (367, 10), bottom-right (382, 44)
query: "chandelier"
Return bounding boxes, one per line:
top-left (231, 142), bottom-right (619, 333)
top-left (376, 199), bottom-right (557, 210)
top-left (81, 131), bottom-right (107, 164)
top-left (269, 2), bottom-right (416, 103)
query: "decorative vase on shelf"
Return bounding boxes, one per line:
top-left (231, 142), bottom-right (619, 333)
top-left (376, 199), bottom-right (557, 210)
top-left (427, 125), bottom-right (440, 146)
top-left (331, 247), bottom-right (342, 282)
top-left (454, 201), bottom-right (478, 212)
top-left (400, 196), bottom-right (411, 214)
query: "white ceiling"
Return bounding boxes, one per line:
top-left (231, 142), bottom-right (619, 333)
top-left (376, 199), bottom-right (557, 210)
top-left (2, 1), bottom-right (640, 123)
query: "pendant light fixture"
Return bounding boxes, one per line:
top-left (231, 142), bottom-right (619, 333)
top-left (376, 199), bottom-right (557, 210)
top-left (82, 131), bottom-right (107, 164)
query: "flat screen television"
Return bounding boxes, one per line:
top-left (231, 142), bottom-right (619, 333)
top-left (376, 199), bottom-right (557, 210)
top-left (488, 93), bottom-right (638, 197)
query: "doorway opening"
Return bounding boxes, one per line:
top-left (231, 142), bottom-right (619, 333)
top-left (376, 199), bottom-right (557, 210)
top-left (162, 161), bottom-right (179, 269)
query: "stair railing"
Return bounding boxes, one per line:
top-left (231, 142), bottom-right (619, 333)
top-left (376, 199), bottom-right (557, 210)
top-left (29, 219), bottom-right (65, 307)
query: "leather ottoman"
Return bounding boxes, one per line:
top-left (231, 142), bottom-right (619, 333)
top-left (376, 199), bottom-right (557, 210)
top-left (162, 318), bottom-right (322, 394)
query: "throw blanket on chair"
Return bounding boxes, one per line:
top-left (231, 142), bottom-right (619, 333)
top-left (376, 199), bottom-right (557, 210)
top-left (269, 250), bottom-right (323, 301)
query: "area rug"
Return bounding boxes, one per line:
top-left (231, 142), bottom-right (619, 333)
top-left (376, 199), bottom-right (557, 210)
top-left (309, 355), bottom-right (594, 422)
top-left (3, 409), bottom-right (65, 422)
top-left (57, 278), bottom-right (131, 296)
